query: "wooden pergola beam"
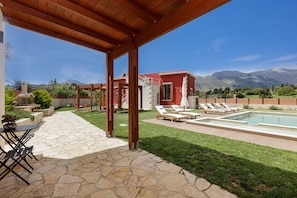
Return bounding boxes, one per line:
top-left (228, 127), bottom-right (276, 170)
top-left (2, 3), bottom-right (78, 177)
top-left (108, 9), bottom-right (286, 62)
top-left (1, 0), bottom-right (121, 46)
top-left (6, 17), bottom-right (109, 53)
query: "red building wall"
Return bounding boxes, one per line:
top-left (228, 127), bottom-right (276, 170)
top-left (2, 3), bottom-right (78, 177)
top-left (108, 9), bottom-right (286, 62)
top-left (159, 71), bottom-right (196, 106)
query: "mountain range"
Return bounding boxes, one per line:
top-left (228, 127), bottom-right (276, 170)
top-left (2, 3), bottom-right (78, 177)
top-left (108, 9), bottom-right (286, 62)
top-left (195, 68), bottom-right (297, 91)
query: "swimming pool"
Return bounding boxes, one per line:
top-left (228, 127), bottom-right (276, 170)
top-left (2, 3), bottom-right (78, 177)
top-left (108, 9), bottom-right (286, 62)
top-left (223, 111), bottom-right (297, 127)
top-left (187, 111), bottom-right (297, 140)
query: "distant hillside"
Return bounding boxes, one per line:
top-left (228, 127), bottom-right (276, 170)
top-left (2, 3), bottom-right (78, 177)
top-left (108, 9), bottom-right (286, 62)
top-left (66, 79), bottom-right (84, 85)
top-left (195, 75), bottom-right (230, 91)
top-left (196, 68), bottom-right (297, 91)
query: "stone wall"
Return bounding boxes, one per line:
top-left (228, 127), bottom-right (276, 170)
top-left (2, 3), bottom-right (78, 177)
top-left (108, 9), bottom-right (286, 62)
top-left (16, 112), bottom-right (43, 125)
top-left (51, 98), bottom-right (91, 108)
top-left (34, 106), bottom-right (55, 116)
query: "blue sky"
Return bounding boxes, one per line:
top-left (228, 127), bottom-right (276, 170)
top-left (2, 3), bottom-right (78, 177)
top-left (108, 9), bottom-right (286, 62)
top-left (5, 0), bottom-right (297, 85)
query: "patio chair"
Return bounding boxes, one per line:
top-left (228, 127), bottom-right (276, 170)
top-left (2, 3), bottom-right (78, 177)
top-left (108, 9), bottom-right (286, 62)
top-left (171, 105), bottom-right (200, 119)
top-left (206, 103), bottom-right (226, 114)
top-left (0, 147), bottom-right (33, 185)
top-left (199, 103), bottom-right (219, 114)
top-left (155, 105), bottom-right (186, 121)
top-left (214, 103), bottom-right (233, 112)
top-left (221, 103), bottom-right (241, 111)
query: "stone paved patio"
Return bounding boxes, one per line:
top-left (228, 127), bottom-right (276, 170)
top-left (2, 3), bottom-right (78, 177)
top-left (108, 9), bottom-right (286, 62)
top-left (0, 111), bottom-right (236, 198)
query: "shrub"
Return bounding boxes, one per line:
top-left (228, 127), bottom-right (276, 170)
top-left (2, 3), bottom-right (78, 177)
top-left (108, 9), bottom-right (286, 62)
top-left (33, 89), bottom-right (52, 109)
top-left (5, 86), bottom-right (15, 111)
top-left (269, 105), bottom-right (281, 110)
top-left (243, 104), bottom-right (252, 109)
top-left (276, 86), bottom-right (296, 96)
top-left (5, 108), bottom-right (34, 120)
top-left (236, 92), bottom-right (245, 98)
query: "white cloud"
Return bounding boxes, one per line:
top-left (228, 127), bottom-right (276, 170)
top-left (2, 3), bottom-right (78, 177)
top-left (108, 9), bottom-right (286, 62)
top-left (207, 38), bottom-right (226, 52)
top-left (270, 53), bottom-right (297, 62)
top-left (230, 54), bottom-right (262, 62)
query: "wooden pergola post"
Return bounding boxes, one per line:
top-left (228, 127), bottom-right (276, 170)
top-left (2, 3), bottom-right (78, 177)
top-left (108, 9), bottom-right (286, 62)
top-left (90, 84), bottom-right (93, 110)
top-left (106, 53), bottom-right (114, 137)
top-left (128, 38), bottom-right (139, 150)
top-left (77, 86), bottom-right (80, 109)
top-left (118, 82), bottom-right (122, 110)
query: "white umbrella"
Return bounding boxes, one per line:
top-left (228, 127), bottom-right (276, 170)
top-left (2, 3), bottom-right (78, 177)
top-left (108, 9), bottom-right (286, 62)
top-left (180, 76), bottom-right (188, 110)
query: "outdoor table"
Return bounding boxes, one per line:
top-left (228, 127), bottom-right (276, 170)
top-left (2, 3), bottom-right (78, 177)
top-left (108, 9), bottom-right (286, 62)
top-left (0, 125), bottom-right (39, 184)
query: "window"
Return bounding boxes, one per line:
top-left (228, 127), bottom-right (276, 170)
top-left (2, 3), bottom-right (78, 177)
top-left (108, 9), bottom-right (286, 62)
top-left (162, 82), bottom-right (173, 100)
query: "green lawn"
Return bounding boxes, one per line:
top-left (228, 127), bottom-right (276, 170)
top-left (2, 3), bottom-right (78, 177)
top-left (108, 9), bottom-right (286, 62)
top-left (72, 109), bottom-right (297, 198)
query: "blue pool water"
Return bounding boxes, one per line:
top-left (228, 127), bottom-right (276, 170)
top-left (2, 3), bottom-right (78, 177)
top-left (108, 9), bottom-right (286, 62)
top-left (223, 112), bottom-right (297, 127)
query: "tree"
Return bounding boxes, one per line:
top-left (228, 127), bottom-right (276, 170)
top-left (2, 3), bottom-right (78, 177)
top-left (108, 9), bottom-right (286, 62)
top-left (205, 90), bottom-right (212, 97)
top-left (224, 87), bottom-right (231, 94)
top-left (80, 89), bottom-right (89, 97)
top-left (48, 78), bottom-right (58, 95)
top-left (236, 92), bottom-right (244, 98)
top-left (259, 88), bottom-right (271, 98)
top-left (276, 86), bottom-right (296, 96)
top-left (33, 89), bottom-right (52, 109)
top-left (253, 88), bottom-right (262, 95)
top-left (52, 83), bottom-right (72, 97)
top-left (271, 84), bottom-right (275, 94)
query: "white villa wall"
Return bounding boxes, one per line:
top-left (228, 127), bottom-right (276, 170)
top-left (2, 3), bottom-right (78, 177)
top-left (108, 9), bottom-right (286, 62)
top-left (141, 83), bottom-right (152, 110)
top-left (139, 76), bottom-right (160, 110)
top-left (151, 84), bottom-right (160, 108)
top-left (120, 76), bottom-right (160, 110)
top-left (188, 96), bottom-right (199, 109)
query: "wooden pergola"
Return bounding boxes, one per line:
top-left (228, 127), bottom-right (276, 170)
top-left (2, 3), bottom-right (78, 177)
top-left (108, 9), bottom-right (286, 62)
top-left (77, 82), bottom-right (142, 111)
top-left (0, 0), bottom-right (230, 150)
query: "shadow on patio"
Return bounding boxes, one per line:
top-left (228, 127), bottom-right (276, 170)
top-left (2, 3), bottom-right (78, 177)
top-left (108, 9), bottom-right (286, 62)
top-left (0, 111), bottom-right (235, 197)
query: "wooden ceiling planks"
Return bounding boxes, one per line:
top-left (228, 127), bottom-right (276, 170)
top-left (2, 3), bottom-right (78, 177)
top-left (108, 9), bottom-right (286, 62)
top-left (0, 0), bottom-right (231, 57)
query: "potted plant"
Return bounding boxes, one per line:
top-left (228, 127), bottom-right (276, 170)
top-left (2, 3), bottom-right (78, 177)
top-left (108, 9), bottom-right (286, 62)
top-left (2, 114), bottom-right (17, 130)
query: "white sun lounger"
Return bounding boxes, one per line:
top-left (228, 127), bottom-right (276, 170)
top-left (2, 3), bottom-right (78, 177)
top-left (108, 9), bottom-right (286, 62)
top-left (155, 105), bottom-right (186, 121)
top-left (171, 105), bottom-right (200, 119)
top-left (214, 103), bottom-right (233, 112)
top-left (206, 103), bottom-right (226, 114)
top-left (199, 103), bottom-right (219, 114)
top-left (221, 103), bottom-right (241, 111)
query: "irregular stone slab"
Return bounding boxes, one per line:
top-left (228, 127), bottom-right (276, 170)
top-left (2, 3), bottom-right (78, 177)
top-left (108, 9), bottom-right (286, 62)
top-left (159, 173), bottom-right (187, 192)
top-left (196, 177), bottom-right (211, 191)
top-left (205, 184), bottom-right (238, 198)
top-left (53, 183), bottom-right (81, 197)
